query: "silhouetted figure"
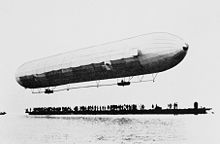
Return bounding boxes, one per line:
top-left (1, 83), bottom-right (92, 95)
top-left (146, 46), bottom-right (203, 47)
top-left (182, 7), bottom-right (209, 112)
top-left (194, 102), bottom-right (198, 109)
top-left (140, 104), bottom-right (145, 110)
top-left (155, 105), bottom-right (162, 110)
top-left (74, 106), bottom-right (78, 112)
top-left (174, 103), bottom-right (178, 109)
top-left (168, 103), bottom-right (172, 109)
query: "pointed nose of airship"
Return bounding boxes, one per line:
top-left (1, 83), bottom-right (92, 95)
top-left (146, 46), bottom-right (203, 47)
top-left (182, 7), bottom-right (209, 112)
top-left (183, 43), bottom-right (189, 51)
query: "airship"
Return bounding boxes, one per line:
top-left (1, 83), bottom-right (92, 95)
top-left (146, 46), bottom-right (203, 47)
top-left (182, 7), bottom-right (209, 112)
top-left (16, 32), bottom-right (188, 94)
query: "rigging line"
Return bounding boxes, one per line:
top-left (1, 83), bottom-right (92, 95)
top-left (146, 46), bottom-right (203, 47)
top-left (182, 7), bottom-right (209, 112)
top-left (53, 83), bottom-right (117, 93)
top-left (138, 75), bottom-right (144, 82)
top-left (32, 74), bottom-right (159, 94)
top-left (31, 78), bottom-right (154, 94)
top-left (96, 80), bottom-right (100, 87)
top-left (128, 76), bottom-right (134, 81)
top-left (32, 91), bottom-right (43, 94)
top-left (131, 79), bottom-right (154, 84)
top-left (152, 73), bottom-right (158, 82)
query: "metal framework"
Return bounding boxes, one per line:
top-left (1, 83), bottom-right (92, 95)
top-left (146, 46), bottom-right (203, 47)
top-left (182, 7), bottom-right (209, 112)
top-left (32, 73), bottom-right (158, 94)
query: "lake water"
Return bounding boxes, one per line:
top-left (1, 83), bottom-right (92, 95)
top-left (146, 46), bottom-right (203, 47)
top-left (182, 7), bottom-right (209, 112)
top-left (0, 114), bottom-right (217, 144)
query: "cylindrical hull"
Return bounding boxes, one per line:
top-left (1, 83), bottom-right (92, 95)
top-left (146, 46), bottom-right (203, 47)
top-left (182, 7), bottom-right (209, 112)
top-left (16, 33), bottom-right (188, 89)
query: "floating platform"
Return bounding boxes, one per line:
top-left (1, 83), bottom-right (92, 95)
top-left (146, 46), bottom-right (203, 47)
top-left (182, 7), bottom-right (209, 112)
top-left (25, 102), bottom-right (212, 115)
top-left (26, 108), bottom-right (211, 115)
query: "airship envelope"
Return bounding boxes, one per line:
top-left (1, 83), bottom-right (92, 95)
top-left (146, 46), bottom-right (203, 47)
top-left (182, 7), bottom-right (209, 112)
top-left (16, 32), bottom-right (188, 89)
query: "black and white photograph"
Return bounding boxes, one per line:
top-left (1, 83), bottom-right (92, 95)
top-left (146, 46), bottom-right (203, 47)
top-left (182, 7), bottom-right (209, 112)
top-left (0, 0), bottom-right (219, 144)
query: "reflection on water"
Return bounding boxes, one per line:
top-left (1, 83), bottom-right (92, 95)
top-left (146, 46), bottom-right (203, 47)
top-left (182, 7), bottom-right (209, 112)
top-left (0, 114), bottom-right (214, 144)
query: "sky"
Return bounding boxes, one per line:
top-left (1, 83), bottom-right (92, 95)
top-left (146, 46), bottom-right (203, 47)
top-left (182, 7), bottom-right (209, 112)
top-left (0, 0), bottom-right (220, 117)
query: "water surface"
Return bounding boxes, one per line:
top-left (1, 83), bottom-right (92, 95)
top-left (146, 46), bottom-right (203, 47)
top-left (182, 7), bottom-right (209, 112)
top-left (0, 114), bottom-right (215, 144)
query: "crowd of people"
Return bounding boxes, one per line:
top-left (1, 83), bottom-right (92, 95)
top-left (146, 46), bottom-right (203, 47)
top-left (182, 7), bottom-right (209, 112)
top-left (26, 104), bottom-right (146, 113)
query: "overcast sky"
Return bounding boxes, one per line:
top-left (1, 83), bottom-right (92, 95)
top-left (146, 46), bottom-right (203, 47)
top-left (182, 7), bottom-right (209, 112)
top-left (0, 0), bottom-right (219, 115)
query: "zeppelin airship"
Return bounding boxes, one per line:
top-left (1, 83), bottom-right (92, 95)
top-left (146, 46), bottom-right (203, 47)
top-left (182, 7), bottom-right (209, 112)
top-left (16, 32), bottom-right (188, 94)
